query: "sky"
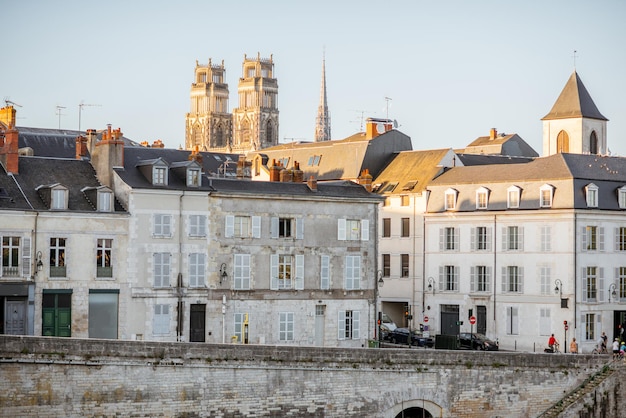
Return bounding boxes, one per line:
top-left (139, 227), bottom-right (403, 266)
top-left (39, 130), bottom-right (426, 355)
top-left (4, 1), bottom-right (626, 156)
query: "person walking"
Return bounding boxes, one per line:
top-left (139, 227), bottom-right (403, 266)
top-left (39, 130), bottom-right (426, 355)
top-left (612, 338), bottom-right (620, 359)
top-left (569, 338), bottom-right (578, 354)
top-left (548, 334), bottom-right (559, 352)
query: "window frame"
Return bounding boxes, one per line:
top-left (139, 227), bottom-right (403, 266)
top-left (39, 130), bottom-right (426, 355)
top-left (49, 237), bottom-right (67, 278)
top-left (507, 186), bottom-right (520, 209)
top-left (585, 183), bottom-right (599, 208)
top-left (475, 187), bottom-right (489, 210)
top-left (96, 238), bottom-right (112, 278)
top-left (540, 184), bottom-right (554, 208)
top-left (444, 188), bottom-right (457, 211)
top-left (279, 312), bottom-right (295, 341)
top-left (153, 252), bottom-right (171, 288)
top-left (153, 214), bottom-right (172, 238)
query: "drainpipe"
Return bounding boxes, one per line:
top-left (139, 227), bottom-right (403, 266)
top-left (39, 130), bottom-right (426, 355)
top-left (176, 191), bottom-right (185, 341)
top-left (573, 213), bottom-right (577, 331)
top-left (493, 214), bottom-right (497, 332)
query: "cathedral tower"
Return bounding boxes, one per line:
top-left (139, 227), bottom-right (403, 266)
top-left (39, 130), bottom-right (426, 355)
top-left (541, 71), bottom-right (608, 156)
top-left (314, 55), bottom-right (331, 142)
top-left (232, 53), bottom-right (279, 152)
top-left (185, 59), bottom-right (232, 151)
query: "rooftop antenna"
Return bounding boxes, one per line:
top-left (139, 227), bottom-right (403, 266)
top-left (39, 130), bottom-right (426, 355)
top-left (572, 50), bottom-right (578, 70)
top-left (56, 105), bottom-right (66, 129)
top-left (78, 101), bottom-right (102, 132)
top-left (384, 97), bottom-right (392, 120)
top-left (351, 110), bottom-right (372, 132)
top-left (3, 98), bottom-right (22, 107)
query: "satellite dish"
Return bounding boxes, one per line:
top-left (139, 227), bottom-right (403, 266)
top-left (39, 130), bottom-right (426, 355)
top-left (393, 119), bottom-right (398, 129)
top-left (376, 123), bottom-right (385, 134)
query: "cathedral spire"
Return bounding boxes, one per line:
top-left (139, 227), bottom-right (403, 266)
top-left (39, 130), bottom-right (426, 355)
top-left (314, 53), bottom-right (331, 142)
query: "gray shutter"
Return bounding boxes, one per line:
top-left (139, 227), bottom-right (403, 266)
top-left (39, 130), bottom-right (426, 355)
top-left (439, 228), bottom-right (444, 251)
top-left (454, 266), bottom-right (459, 291)
top-left (361, 219), bottom-right (369, 241)
top-left (338, 311), bottom-right (346, 340)
top-left (22, 237), bottom-right (31, 278)
top-left (270, 217), bottom-right (279, 238)
top-left (270, 254), bottom-right (278, 290)
top-left (518, 227), bottom-right (524, 251)
top-left (470, 228), bottom-right (476, 251)
top-left (337, 219), bottom-right (346, 241)
top-left (296, 218), bottom-right (304, 240)
top-left (295, 255), bottom-right (304, 290)
top-left (519, 267), bottom-right (524, 293)
top-left (353, 311), bottom-right (360, 339)
top-left (470, 266), bottom-right (475, 292)
top-left (252, 216), bottom-right (261, 238)
top-left (225, 215), bottom-right (234, 238)
top-left (598, 268), bottom-right (605, 302)
top-left (486, 266), bottom-right (492, 292)
top-left (581, 267), bottom-right (588, 302)
top-left (599, 227), bottom-right (605, 251)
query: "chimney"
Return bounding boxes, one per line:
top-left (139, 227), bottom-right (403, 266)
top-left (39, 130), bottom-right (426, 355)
top-left (152, 139), bottom-right (165, 148)
top-left (90, 125), bottom-right (125, 188)
top-left (0, 105), bottom-right (17, 127)
top-left (307, 176), bottom-right (318, 192)
top-left (188, 145), bottom-right (203, 164)
top-left (365, 117), bottom-right (392, 140)
top-left (489, 128), bottom-right (497, 140)
top-left (279, 167), bottom-right (293, 182)
top-left (75, 135), bottom-right (88, 160)
top-left (357, 169), bottom-right (373, 192)
top-left (236, 155), bottom-right (248, 178)
top-left (269, 159), bottom-right (282, 182)
top-left (292, 161), bottom-right (304, 183)
top-left (0, 124), bottom-right (19, 174)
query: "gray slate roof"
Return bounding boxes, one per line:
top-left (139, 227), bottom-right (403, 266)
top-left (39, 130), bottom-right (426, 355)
top-left (542, 71), bottom-right (608, 121)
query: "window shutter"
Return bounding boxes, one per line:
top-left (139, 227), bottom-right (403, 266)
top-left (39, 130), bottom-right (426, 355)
top-left (454, 228), bottom-right (460, 251)
top-left (501, 267), bottom-right (507, 292)
top-left (580, 314), bottom-right (586, 338)
top-left (581, 227), bottom-right (587, 251)
top-left (581, 267), bottom-right (588, 302)
top-left (225, 215), bottom-right (234, 238)
top-left (501, 227), bottom-right (507, 251)
top-left (353, 256), bottom-right (361, 290)
top-left (252, 216), bottom-right (261, 238)
top-left (353, 311), bottom-right (360, 339)
top-left (512, 307), bottom-right (519, 335)
top-left (616, 228), bottom-right (620, 251)
top-left (596, 315), bottom-right (602, 337)
top-left (438, 266), bottom-right (444, 291)
top-left (270, 217), bottom-right (279, 238)
top-left (470, 228), bottom-right (476, 251)
top-left (486, 266), bottom-right (492, 292)
top-left (295, 255), bottom-right (304, 290)
top-left (22, 237), bottom-right (31, 278)
top-left (296, 218), bottom-right (304, 239)
top-left (486, 227), bottom-right (492, 251)
top-left (439, 228), bottom-right (444, 251)
top-left (518, 227), bottom-right (524, 251)
top-left (519, 267), bottom-right (524, 293)
top-left (320, 255), bottom-right (330, 290)
top-left (338, 311), bottom-right (346, 340)
top-left (470, 267), bottom-right (476, 292)
top-left (337, 219), bottom-right (346, 241)
top-left (361, 219), bottom-right (369, 241)
top-left (270, 254), bottom-right (278, 290)
top-left (599, 227), bottom-right (605, 251)
top-left (454, 266), bottom-right (459, 291)
top-left (598, 268), bottom-right (605, 302)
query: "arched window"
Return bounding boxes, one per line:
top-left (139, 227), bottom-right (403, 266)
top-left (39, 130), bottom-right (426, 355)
top-left (240, 119), bottom-right (251, 145)
top-left (215, 125), bottom-right (225, 148)
top-left (556, 130), bottom-right (569, 153)
top-left (266, 120), bottom-right (274, 145)
top-left (590, 131), bottom-right (598, 154)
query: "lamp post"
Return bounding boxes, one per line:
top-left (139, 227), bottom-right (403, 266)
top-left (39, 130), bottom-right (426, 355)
top-left (375, 270), bottom-right (384, 346)
top-left (554, 279), bottom-right (562, 298)
top-left (219, 263), bottom-right (228, 285)
top-left (427, 277), bottom-right (435, 295)
top-left (609, 283), bottom-right (617, 303)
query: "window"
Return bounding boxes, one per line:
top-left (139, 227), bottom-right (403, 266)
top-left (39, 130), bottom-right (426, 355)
top-left (189, 215), bottom-right (207, 237)
top-left (153, 304), bottom-right (170, 335)
top-left (382, 254), bottom-right (390, 277)
top-left (338, 310), bottom-right (360, 340)
top-left (507, 186), bottom-right (520, 209)
top-left (401, 195), bottom-right (410, 206)
top-left (471, 226), bottom-right (491, 251)
top-left (584, 313), bottom-right (597, 341)
top-left (234, 254), bottom-right (251, 290)
top-left (189, 253), bottom-right (205, 287)
top-left (615, 227), bottom-right (626, 251)
top-left (401, 254), bottom-right (409, 278)
top-left (51, 187), bottom-right (68, 210)
top-left (225, 215), bottom-right (261, 238)
top-left (440, 227), bottom-right (459, 251)
top-left (582, 226), bottom-right (604, 251)
top-left (539, 308), bottom-right (551, 336)
top-left (271, 217), bottom-right (303, 239)
top-left (97, 190), bottom-right (113, 212)
top-left (585, 183), bottom-right (598, 207)
top-left (233, 313), bottom-right (248, 343)
top-left (320, 255), bottom-right (330, 290)
top-left (506, 307), bottom-right (519, 335)
top-left (541, 225), bottom-right (552, 252)
top-left (88, 290), bottom-right (119, 339)
top-left (503, 226), bottom-right (523, 251)
top-left (382, 218), bottom-right (391, 238)
top-left (96, 238), bottom-right (112, 278)
top-left (307, 155), bottom-right (321, 166)
top-left (444, 189), bottom-right (457, 210)
top-left (401, 218), bottom-right (410, 237)
top-left (270, 254), bottom-right (304, 290)
top-left (187, 168), bottom-right (201, 187)
top-left (582, 266), bottom-right (604, 302)
top-left (540, 185), bottom-right (554, 208)
top-left (344, 256), bottom-right (361, 290)
top-left (279, 312), bottom-right (294, 341)
top-left (439, 265), bottom-right (458, 291)
top-left (337, 219), bottom-right (369, 241)
top-left (1, 236), bottom-right (21, 277)
top-left (153, 252), bottom-right (171, 287)
top-left (470, 266), bottom-right (490, 292)
top-left (476, 187), bottom-right (489, 209)
top-left (619, 267), bottom-right (626, 300)
top-left (540, 266), bottom-right (551, 295)
top-left (153, 167), bottom-right (167, 185)
top-left (619, 187), bottom-right (626, 209)
top-left (153, 214), bottom-right (172, 238)
top-left (502, 266), bottom-right (523, 293)
top-left (381, 182), bottom-right (398, 193)
top-left (49, 237), bottom-right (66, 277)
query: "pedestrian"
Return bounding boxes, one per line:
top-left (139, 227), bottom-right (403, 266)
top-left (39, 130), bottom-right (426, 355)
top-left (569, 338), bottom-right (578, 354)
top-left (548, 334), bottom-right (559, 352)
top-left (612, 337), bottom-right (620, 359)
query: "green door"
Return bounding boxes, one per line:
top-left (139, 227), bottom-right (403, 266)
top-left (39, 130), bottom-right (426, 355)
top-left (42, 292), bottom-right (72, 337)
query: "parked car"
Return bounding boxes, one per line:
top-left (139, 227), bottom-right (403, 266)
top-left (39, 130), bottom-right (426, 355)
top-left (389, 328), bottom-right (434, 347)
top-left (381, 313), bottom-right (397, 331)
top-left (459, 332), bottom-right (499, 351)
top-left (379, 324), bottom-right (391, 341)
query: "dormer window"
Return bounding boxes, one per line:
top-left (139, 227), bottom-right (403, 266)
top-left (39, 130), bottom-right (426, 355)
top-left (540, 184), bottom-right (554, 208)
top-left (98, 190), bottom-right (113, 212)
top-left (585, 183), bottom-right (599, 208)
top-left (476, 187), bottom-right (490, 210)
top-left (618, 186), bottom-right (626, 209)
top-left (51, 187), bottom-right (68, 210)
top-left (507, 186), bottom-right (521, 209)
top-left (444, 188), bottom-right (458, 211)
top-left (154, 167), bottom-right (167, 185)
top-left (187, 168), bottom-right (201, 187)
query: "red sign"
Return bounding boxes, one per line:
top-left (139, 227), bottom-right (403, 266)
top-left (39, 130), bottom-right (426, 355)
top-left (565, 325), bottom-right (569, 331)
top-left (469, 316), bottom-right (476, 325)
top-left (424, 316), bottom-right (429, 323)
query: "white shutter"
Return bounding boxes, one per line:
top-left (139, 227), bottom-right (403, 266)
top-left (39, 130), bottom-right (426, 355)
top-left (361, 219), bottom-right (369, 241)
top-left (438, 266), bottom-right (444, 291)
top-left (501, 227), bottom-right (507, 251)
top-left (470, 228), bottom-right (476, 251)
top-left (616, 228), bottom-right (621, 251)
top-left (581, 267), bottom-right (588, 302)
top-left (320, 255), bottom-right (330, 290)
top-left (502, 267), bottom-right (507, 292)
top-left (580, 314), bottom-right (587, 339)
top-left (270, 217), bottom-right (279, 238)
top-left (512, 307), bottom-right (519, 335)
top-left (295, 254), bottom-right (304, 290)
top-left (252, 216), bottom-right (261, 238)
top-left (439, 228), bottom-right (445, 251)
top-left (337, 219), bottom-right (346, 241)
top-left (225, 215), bottom-right (234, 237)
top-left (598, 268), bottom-right (605, 302)
top-left (22, 236), bottom-right (31, 278)
top-left (338, 311), bottom-right (346, 340)
top-left (485, 266), bottom-right (492, 292)
top-left (486, 227), bottom-right (492, 251)
top-left (453, 266), bottom-right (459, 291)
top-left (352, 311), bottom-right (360, 339)
top-left (296, 218), bottom-right (304, 240)
top-left (599, 227), bottom-right (605, 251)
top-left (454, 228), bottom-right (460, 251)
top-left (270, 254), bottom-right (279, 290)
top-left (518, 227), bottom-right (524, 251)
top-left (519, 267), bottom-right (524, 293)
top-left (581, 227), bottom-right (588, 251)
top-left (470, 266), bottom-right (476, 292)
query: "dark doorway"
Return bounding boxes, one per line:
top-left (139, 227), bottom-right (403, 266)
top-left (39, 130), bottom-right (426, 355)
top-left (42, 291), bottom-right (72, 337)
top-left (613, 311), bottom-right (626, 342)
top-left (477, 305), bottom-right (487, 335)
top-left (190, 304), bottom-right (206, 342)
top-left (394, 407), bottom-right (433, 418)
top-left (440, 304), bottom-right (459, 336)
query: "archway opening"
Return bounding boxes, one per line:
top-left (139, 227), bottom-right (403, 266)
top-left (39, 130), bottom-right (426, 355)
top-left (394, 407), bottom-right (433, 418)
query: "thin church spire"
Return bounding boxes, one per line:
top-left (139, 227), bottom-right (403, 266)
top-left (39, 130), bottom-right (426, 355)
top-left (314, 51), bottom-right (331, 142)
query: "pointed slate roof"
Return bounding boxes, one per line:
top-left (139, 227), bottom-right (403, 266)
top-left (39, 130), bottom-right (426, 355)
top-left (542, 71), bottom-right (608, 121)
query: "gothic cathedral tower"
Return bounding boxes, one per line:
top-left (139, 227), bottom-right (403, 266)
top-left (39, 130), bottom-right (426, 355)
top-left (185, 59), bottom-right (232, 152)
top-left (541, 71), bottom-right (608, 156)
top-left (314, 55), bottom-right (331, 142)
top-left (232, 53), bottom-right (279, 152)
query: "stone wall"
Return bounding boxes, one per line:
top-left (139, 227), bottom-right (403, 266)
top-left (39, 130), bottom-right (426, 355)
top-left (0, 335), bottom-right (618, 417)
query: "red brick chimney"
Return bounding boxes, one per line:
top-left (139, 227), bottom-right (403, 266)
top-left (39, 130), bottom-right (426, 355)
top-left (75, 135), bottom-right (88, 159)
top-left (188, 146), bottom-right (203, 164)
top-left (489, 128), bottom-right (497, 140)
top-left (307, 175), bottom-right (318, 192)
top-left (269, 159), bottom-right (282, 182)
top-left (90, 125), bottom-right (125, 188)
top-left (0, 125), bottom-right (19, 174)
top-left (357, 169), bottom-right (373, 192)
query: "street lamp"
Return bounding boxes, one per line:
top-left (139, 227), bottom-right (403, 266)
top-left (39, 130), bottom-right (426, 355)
top-left (219, 263), bottom-right (228, 285)
top-left (427, 277), bottom-right (435, 295)
top-left (554, 279), bottom-right (562, 298)
top-left (609, 283), bottom-right (617, 303)
top-left (375, 270), bottom-right (385, 345)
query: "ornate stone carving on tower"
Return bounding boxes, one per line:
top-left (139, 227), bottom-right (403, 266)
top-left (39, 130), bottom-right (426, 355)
top-left (541, 71), bottom-right (608, 157)
top-left (185, 59), bottom-right (232, 152)
top-left (232, 53), bottom-right (279, 152)
top-left (314, 55), bottom-right (331, 142)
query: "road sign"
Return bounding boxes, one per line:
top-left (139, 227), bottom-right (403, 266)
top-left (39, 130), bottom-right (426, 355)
top-left (424, 316), bottom-right (429, 323)
top-left (469, 316), bottom-right (476, 325)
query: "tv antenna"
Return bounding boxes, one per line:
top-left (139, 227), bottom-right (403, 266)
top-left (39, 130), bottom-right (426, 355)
top-left (56, 105), bottom-right (66, 129)
top-left (78, 101), bottom-right (101, 132)
top-left (384, 97), bottom-right (392, 120)
top-left (4, 98), bottom-right (22, 108)
top-left (351, 110), bottom-right (374, 132)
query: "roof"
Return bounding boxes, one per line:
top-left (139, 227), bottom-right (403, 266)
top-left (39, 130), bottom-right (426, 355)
top-left (461, 133), bottom-right (539, 158)
top-left (542, 71), bottom-right (608, 121)
top-left (455, 153), bottom-right (535, 166)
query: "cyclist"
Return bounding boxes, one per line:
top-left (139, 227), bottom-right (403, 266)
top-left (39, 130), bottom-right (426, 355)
top-left (548, 334), bottom-right (559, 352)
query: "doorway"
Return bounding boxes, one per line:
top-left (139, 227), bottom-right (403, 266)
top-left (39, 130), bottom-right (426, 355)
top-left (440, 304), bottom-right (459, 336)
top-left (190, 304), bottom-right (206, 342)
top-left (613, 311), bottom-right (626, 342)
top-left (5, 299), bottom-right (27, 335)
top-left (476, 305), bottom-right (487, 335)
top-left (42, 290), bottom-right (72, 337)
top-left (315, 305), bottom-right (325, 346)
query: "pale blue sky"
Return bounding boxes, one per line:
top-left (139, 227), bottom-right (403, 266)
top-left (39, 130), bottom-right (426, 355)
top-left (4, 0), bottom-right (626, 156)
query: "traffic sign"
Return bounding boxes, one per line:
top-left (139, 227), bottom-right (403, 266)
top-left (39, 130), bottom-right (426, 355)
top-left (424, 316), bottom-right (429, 323)
top-left (469, 316), bottom-right (476, 325)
